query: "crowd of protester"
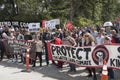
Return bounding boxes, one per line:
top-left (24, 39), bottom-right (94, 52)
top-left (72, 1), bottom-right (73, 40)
top-left (0, 23), bottom-right (120, 80)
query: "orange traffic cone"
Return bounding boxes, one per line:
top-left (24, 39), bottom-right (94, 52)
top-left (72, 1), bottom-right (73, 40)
top-left (26, 46), bottom-right (30, 71)
top-left (100, 61), bottom-right (108, 80)
top-left (21, 46), bottom-right (31, 72)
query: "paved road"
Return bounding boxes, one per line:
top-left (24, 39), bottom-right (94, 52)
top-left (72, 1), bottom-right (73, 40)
top-left (0, 59), bottom-right (119, 80)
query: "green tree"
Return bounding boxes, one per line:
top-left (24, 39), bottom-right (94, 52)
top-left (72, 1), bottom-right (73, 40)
top-left (0, 0), bottom-right (120, 24)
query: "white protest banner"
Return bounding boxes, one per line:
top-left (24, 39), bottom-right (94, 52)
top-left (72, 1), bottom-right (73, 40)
top-left (51, 19), bottom-right (60, 25)
top-left (48, 44), bottom-right (120, 69)
top-left (45, 19), bottom-right (60, 29)
top-left (28, 23), bottom-right (40, 32)
top-left (45, 20), bottom-right (55, 29)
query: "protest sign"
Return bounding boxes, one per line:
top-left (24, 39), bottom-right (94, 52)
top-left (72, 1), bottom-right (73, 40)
top-left (51, 19), bottom-right (60, 25)
top-left (49, 43), bottom-right (120, 69)
top-left (45, 20), bottom-right (55, 29)
top-left (45, 19), bottom-right (60, 29)
top-left (28, 23), bottom-right (40, 32)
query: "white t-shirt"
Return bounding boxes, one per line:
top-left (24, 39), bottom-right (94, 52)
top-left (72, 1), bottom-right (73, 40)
top-left (96, 36), bottom-right (104, 45)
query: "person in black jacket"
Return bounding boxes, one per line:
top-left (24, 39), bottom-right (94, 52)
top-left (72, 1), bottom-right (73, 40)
top-left (42, 28), bottom-right (52, 65)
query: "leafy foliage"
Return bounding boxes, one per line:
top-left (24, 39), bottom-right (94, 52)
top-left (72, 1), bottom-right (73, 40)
top-left (0, 0), bottom-right (120, 25)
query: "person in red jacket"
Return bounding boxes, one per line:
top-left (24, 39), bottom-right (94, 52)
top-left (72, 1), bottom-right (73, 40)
top-left (54, 35), bottom-right (62, 45)
top-left (53, 33), bottom-right (63, 68)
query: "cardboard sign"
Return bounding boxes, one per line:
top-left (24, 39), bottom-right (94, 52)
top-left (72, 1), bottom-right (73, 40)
top-left (28, 23), bottom-right (40, 32)
top-left (45, 19), bottom-right (60, 29)
top-left (45, 20), bottom-right (55, 29)
top-left (51, 19), bottom-right (60, 25)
